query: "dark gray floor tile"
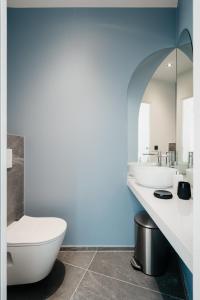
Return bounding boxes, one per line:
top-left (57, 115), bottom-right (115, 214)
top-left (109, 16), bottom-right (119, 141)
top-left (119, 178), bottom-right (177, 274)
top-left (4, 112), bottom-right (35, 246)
top-left (58, 251), bottom-right (95, 269)
top-left (72, 271), bottom-right (177, 300)
top-left (7, 260), bottom-right (85, 300)
top-left (89, 251), bottom-right (185, 299)
top-left (48, 262), bottom-right (84, 300)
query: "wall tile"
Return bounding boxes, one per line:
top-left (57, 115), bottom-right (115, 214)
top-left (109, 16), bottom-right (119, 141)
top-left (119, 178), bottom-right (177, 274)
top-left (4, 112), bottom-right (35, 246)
top-left (7, 135), bottom-right (24, 225)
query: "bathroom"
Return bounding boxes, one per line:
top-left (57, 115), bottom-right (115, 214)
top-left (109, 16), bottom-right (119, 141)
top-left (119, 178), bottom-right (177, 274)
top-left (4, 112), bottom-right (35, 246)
top-left (0, 0), bottom-right (197, 299)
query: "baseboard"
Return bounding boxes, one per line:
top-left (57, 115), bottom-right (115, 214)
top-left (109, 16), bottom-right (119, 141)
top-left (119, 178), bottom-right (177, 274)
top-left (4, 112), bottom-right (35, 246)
top-left (61, 245), bottom-right (134, 251)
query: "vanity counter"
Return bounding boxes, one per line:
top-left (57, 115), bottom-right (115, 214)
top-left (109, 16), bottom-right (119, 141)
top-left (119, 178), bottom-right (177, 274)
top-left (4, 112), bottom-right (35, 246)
top-left (128, 177), bottom-right (193, 272)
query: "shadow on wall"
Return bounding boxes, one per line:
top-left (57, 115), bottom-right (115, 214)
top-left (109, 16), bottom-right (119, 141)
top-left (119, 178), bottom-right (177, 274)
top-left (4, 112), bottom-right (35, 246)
top-left (127, 48), bottom-right (175, 162)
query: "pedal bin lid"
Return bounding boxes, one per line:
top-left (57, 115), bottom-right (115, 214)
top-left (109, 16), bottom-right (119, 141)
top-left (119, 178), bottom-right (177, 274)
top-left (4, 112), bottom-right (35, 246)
top-left (134, 211), bottom-right (158, 229)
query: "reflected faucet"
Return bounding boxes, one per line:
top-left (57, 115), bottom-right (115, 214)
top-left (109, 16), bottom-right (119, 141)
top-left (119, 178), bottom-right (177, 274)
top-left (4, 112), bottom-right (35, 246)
top-left (188, 152), bottom-right (193, 168)
top-left (143, 151), bottom-right (176, 167)
top-left (142, 151), bottom-right (163, 166)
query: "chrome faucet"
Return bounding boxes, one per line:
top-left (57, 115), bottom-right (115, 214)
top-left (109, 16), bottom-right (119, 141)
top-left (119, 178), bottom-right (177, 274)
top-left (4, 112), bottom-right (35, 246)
top-left (166, 151), bottom-right (176, 168)
top-left (188, 152), bottom-right (193, 168)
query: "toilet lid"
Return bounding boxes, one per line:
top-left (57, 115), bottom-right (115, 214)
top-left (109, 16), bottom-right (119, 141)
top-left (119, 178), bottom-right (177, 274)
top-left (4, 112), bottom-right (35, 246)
top-left (7, 215), bottom-right (67, 246)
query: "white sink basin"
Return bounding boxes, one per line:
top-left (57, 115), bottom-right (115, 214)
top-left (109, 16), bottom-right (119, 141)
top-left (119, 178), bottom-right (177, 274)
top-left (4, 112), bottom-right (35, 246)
top-left (128, 161), bottom-right (156, 177)
top-left (134, 166), bottom-right (177, 189)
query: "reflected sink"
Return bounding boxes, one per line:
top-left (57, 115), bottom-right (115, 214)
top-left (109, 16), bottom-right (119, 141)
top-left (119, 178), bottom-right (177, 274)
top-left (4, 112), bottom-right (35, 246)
top-left (134, 166), bottom-right (177, 189)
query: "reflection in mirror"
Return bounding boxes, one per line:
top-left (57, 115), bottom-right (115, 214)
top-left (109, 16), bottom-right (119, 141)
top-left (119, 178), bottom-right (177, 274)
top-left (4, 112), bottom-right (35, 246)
top-left (138, 50), bottom-right (176, 166)
top-left (178, 29), bottom-right (193, 62)
top-left (137, 29), bottom-right (193, 175)
top-left (176, 30), bottom-right (193, 179)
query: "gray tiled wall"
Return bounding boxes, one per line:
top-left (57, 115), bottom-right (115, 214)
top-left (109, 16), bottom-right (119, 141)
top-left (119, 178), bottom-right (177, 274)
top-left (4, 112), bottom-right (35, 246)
top-left (7, 135), bottom-right (24, 225)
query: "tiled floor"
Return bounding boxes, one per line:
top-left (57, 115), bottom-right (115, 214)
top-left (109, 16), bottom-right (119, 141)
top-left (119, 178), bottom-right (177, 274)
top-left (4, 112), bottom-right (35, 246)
top-left (7, 250), bottom-right (185, 300)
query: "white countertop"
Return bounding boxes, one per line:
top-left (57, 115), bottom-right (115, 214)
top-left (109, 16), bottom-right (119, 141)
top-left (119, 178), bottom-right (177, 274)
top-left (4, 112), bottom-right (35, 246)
top-left (127, 177), bottom-right (193, 272)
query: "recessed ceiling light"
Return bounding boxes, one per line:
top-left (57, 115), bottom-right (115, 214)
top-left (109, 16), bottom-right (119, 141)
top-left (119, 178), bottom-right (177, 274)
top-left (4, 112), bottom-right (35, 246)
top-left (167, 63), bottom-right (173, 68)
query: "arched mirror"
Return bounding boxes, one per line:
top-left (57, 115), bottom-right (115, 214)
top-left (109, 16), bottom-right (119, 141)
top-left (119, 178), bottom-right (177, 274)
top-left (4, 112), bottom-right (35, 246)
top-left (138, 49), bottom-right (176, 164)
top-left (134, 29), bottom-right (193, 181)
top-left (176, 30), bottom-right (193, 180)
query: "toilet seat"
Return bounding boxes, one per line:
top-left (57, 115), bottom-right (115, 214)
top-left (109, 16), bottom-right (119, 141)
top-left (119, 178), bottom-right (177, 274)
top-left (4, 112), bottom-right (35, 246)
top-left (7, 215), bottom-right (67, 247)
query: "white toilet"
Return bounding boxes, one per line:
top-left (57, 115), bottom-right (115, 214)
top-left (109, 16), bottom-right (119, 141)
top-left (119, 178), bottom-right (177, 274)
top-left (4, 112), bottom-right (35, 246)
top-left (7, 215), bottom-right (67, 285)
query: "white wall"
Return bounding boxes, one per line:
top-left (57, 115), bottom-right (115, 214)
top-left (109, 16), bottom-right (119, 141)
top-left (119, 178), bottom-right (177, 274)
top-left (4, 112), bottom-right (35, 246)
top-left (142, 78), bottom-right (176, 153)
top-left (0, 0), bottom-right (7, 298)
top-left (194, 1), bottom-right (200, 298)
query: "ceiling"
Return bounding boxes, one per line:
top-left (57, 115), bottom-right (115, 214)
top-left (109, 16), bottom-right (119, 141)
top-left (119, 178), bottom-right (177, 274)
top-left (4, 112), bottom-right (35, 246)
top-left (153, 49), bottom-right (193, 83)
top-left (153, 50), bottom-right (177, 83)
top-left (7, 0), bottom-right (178, 8)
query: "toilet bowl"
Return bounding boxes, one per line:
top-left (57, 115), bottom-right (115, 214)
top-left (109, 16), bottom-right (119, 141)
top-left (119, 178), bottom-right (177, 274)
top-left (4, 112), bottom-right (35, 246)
top-left (7, 215), bottom-right (67, 285)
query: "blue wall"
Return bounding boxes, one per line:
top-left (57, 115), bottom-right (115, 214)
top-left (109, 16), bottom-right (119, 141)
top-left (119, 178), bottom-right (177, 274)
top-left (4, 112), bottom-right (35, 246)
top-left (177, 1), bottom-right (193, 299)
top-left (8, 8), bottom-right (176, 246)
top-left (177, 0), bottom-right (193, 38)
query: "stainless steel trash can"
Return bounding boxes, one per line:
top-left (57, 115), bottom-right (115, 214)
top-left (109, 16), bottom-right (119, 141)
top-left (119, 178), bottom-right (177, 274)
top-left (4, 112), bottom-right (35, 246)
top-left (131, 211), bottom-right (171, 276)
